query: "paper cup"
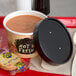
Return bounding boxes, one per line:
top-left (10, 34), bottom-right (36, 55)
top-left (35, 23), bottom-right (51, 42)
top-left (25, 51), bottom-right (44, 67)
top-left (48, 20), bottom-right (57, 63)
top-left (3, 10), bottom-right (47, 58)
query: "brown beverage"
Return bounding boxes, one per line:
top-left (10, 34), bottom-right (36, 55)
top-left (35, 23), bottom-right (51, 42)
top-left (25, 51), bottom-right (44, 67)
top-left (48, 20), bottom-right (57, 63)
top-left (6, 15), bottom-right (42, 33)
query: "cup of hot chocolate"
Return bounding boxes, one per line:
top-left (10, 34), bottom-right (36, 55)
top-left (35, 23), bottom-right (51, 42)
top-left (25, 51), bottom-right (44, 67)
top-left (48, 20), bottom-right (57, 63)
top-left (3, 10), bottom-right (47, 58)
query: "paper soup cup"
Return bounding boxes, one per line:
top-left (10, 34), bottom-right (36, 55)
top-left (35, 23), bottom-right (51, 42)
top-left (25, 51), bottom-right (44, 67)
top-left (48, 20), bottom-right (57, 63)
top-left (3, 10), bottom-right (47, 58)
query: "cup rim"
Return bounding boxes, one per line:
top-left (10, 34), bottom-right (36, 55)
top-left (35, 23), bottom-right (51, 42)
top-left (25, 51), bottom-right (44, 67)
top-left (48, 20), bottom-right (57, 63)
top-left (3, 10), bottom-right (47, 35)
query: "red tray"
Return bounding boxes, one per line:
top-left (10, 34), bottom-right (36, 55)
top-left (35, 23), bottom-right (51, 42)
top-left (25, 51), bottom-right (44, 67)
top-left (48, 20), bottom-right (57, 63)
top-left (0, 16), bottom-right (76, 76)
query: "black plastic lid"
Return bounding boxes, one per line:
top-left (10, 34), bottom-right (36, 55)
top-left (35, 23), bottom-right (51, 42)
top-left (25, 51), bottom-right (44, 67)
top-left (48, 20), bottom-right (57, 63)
top-left (33, 18), bottom-right (73, 65)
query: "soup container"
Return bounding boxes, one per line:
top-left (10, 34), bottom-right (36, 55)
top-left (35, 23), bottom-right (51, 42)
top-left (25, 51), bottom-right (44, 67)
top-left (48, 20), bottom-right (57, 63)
top-left (3, 10), bottom-right (47, 58)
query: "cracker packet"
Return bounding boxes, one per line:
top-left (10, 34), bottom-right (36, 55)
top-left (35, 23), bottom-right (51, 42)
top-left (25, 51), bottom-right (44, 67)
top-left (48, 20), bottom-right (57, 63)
top-left (0, 48), bottom-right (29, 75)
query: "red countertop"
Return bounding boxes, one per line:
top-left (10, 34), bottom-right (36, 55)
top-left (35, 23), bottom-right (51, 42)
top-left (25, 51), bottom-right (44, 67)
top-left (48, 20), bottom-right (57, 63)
top-left (0, 16), bottom-right (76, 76)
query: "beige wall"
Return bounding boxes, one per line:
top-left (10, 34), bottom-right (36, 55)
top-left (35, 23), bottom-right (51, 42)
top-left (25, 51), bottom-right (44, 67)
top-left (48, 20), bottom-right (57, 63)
top-left (0, 0), bottom-right (76, 16)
